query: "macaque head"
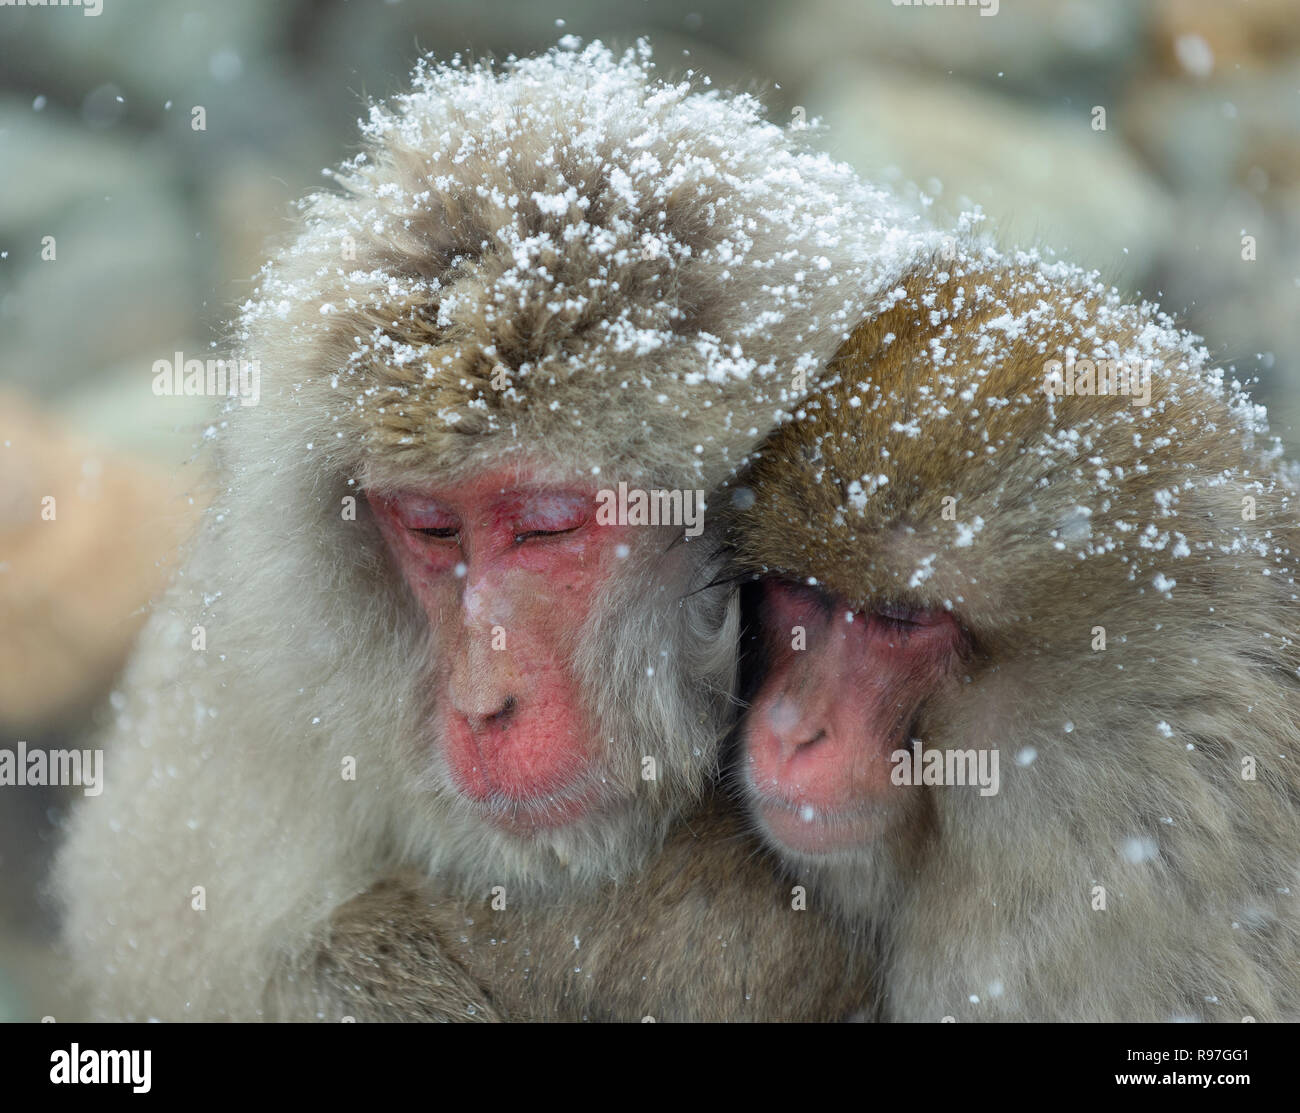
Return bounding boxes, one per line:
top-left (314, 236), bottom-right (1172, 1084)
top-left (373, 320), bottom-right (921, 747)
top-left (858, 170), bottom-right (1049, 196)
top-left (728, 253), bottom-right (1279, 874)
top-left (364, 456), bottom-right (731, 882)
top-left (226, 42), bottom-right (923, 884)
top-left (741, 578), bottom-right (963, 855)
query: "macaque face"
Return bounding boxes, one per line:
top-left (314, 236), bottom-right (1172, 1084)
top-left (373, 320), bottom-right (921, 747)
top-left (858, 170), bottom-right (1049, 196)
top-left (369, 468), bottom-right (638, 835)
top-left (742, 580), bottom-right (962, 856)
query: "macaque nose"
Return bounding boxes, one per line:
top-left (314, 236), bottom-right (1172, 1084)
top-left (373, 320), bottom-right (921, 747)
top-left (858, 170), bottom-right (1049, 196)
top-left (764, 698), bottom-right (828, 762)
top-left (449, 623), bottom-right (520, 731)
top-left (450, 671), bottom-right (519, 732)
top-left (473, 694), bottom-right (517, 730)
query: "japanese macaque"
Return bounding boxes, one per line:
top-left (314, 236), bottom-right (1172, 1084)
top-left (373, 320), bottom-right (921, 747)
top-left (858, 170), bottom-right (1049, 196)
top-left (53, 42), bottom-right (924, 1020)
top-left (726, 249), bottom-right (1300, 1022)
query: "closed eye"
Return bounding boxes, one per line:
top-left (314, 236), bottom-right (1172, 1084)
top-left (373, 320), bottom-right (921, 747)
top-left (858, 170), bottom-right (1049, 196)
top-left (873, 603), bottom-right (924, 630)
top-left (412, 526), bottom-right (458, 540)
top-left (514, 525), bottom-right (581, 544)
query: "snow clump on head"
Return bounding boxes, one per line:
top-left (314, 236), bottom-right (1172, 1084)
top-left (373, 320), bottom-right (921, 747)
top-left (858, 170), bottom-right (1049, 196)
top-left (234, 38), bottom-right (938, 492)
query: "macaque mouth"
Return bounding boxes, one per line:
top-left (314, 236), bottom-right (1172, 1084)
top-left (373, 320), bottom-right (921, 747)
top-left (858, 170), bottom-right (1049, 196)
top-left (460, 777), bottom-right (611, 834)
top-left (443, 719), bottom-right (601, 812)
top-left (752, 794), bottom-right (903, 854)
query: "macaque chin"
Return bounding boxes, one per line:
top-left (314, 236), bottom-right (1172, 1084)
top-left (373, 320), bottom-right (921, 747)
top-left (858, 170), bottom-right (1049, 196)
top-left (369, 467), bottom-right (645, 835)
top-left (744, 579), bottom-right (961, 857)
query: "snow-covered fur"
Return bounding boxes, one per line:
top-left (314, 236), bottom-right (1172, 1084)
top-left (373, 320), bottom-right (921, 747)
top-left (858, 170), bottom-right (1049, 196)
top-left (52, 41), bottom-right (937, 1020)
top-left (726, 246), bottom-right (1300, 1021)
top-left (247, 38), bottom-right (935, 496)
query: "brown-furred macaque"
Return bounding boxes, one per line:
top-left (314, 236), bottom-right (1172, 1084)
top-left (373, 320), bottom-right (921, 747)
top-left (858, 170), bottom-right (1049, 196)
top-left (271, 800), bottom-right (874, 1021)
top-left (54, 41), bottom-right (930, 1020)
top-left (726, 249), bottom-right (1300, 1022)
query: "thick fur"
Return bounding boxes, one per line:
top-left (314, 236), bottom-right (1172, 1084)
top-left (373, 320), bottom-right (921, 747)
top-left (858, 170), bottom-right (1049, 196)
top-left (268, 798), bottom-right (873, 1022)
top-left (53, 42), bottom-right (930, 1020)
top-left (270, 879), bottom-right (504, 1023)
top-left (726, 249), bottom-right (1300, 1021)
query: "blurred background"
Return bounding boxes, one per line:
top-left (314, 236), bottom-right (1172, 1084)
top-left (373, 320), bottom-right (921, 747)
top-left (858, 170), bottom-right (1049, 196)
top-left (1, 0), bottom-right (1297, 1020)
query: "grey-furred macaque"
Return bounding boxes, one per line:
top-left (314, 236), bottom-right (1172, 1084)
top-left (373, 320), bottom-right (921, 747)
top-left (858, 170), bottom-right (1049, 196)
top-left (725, 248), bottom-right (1300, 1021)
top-left (53, 41), bottom-right (933, 1020)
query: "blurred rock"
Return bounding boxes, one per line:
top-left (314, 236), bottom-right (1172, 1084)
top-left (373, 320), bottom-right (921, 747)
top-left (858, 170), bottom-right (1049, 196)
top-left (1118, 52), bottom-right (1300, 453)
top-left (55, 352), bottom-right (222, 465)
top-left (0, 0), bottom-right (285, 105)
top-left (756, 0), bottom-right (1142, 98)
top-left (1150, 0), bottom-right (1300, 77)
top-left (2, 189), bottom-right (199, 402)
top-left (209, 154), bottom-right (313, 293)
top-left (0, 742), bottom-right (59, 941)
top-left (1124, 66), bottom-right (1300, 196)
top-left (310, 0), bottom-right (759, 125)
top-left (0, 934), bottom-right (79, 1021)
top-left (0, 392), bottom-right (199, 731)
top-left (0, 102), bottom-right (144, 227)
top-left (1148, 193), bottom-right (1300, 448)
top-left (805, 64), bottom-right (1173, 279)
top-left (0, 100), bottom-right (201, 413)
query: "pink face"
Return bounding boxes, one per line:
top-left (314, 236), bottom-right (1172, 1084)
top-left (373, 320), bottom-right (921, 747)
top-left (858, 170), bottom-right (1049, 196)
top-left (369, 470), bottom-right (635, 834)
top-left (743, 580), bottom-right (961, 855)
